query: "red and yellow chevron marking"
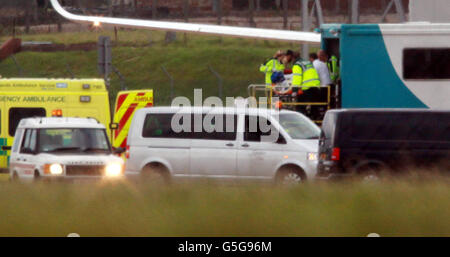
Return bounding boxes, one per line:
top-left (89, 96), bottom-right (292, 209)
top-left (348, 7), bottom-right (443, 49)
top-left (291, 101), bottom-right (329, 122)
top-left (113, 90), bottom-right (153, 148)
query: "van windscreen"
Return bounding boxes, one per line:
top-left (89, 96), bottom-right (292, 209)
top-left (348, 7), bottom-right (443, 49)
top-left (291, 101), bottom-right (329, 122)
top-left (277, 113), bottom-right (320, 140)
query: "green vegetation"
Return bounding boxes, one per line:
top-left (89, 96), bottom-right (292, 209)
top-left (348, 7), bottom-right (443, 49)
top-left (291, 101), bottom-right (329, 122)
top-left (0, 179), bottom-right (449, 237)
top-left (0, 29), bottom-right (301, 105)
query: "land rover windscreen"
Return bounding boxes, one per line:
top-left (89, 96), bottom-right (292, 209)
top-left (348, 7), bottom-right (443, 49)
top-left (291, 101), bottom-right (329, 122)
top-left (9, 118), bottom-right (124, 181)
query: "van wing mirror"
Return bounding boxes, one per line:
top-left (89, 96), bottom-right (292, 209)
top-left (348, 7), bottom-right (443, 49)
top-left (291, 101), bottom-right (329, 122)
top-left (320, 130), bottom-right (325, 138)
top-left (1, 146), bottom-right (11, 151)
top-left (109, 123), bottom-right (119, 130)
top-left (113, 147), bottom-right (126, 155)
top-left (276, 135), bottom-right (287, 144)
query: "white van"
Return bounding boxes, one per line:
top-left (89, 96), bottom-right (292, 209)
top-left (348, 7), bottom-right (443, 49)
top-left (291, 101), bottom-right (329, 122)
top-left (9, 117), bottom-right (124, 181)
top-left (125, 107), bottom-right (320, 184)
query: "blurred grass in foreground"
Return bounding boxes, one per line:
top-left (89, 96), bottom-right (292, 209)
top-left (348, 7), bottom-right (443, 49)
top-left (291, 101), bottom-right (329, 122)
top-left (0, 177), bottom-right (449, 237)
top-left (0, 174), bottom-right (8, 182)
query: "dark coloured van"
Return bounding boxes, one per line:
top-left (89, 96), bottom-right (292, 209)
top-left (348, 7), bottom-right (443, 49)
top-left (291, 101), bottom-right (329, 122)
top-left (317, 109), bottom-right (450, 179)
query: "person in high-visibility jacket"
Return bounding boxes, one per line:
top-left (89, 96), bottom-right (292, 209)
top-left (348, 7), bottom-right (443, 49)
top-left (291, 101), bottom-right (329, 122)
top-left (260, 50), bottom-right (286, 88)
top-left (292, 54), bottom-right (322, 121)
top-left (328, 55), bottom-right (340, 84)
top-left (292, 57), bottom-right (321, 91)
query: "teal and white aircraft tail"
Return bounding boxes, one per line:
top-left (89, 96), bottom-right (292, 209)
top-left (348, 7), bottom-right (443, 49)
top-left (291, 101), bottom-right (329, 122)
top-left (321, 23), bottom-right (450, 109)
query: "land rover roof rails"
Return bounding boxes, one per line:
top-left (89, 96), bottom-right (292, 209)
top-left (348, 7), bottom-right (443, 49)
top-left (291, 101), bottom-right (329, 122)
top-left (87, 117), bottom-right (101, 124)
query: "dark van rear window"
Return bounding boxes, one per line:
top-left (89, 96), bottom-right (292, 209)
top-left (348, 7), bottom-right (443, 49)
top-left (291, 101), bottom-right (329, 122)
top-left (322, 112), bottom-right (337, 140)
top-left (351, 113), bottom-right (450, 142)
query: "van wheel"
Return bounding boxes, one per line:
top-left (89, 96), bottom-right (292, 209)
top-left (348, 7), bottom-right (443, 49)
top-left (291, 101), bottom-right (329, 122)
top-left (34, 170), bottom-right (41, 182)
top-left (276, 166), bottom-right (306, 185)
top-left (356, 164), bottom-right (383, 182)
top-left (141, 164), bottom-right (170, 185)
top-left (10, 171), bottom-right (19, 182)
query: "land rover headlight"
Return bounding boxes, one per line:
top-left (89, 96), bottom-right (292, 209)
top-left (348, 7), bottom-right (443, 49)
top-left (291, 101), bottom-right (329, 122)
top-left (105, 163), bottom-right (123, 177)
top-left (307, 152), bottom-right (318, 161)
top-left (48, 163), bottom-right (63, 175)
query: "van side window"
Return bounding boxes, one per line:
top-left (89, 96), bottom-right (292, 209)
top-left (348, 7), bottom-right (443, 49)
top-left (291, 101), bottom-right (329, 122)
top-left (403, 48), bottom-right (450, 79)
top-left (142, 113), bottom-right (238, 140)
top-left (244, 116), bottom-right (280, 142)
top-left (410, 114), bottom-right (450, 141)
top-left (142, 113), bottom-right (191, 139)
top-left (192, 114), bottom-right (237, 141)
top-left (351, 113), bottom-right (450, 142)
top-left (12, 129), bottom-right (24, 153)
top-left (9, 108), bottom-right (46, 137)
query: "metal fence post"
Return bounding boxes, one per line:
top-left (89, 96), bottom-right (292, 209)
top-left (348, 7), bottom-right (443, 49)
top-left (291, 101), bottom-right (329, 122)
top-left (249, 0), bottom-right (256, 27)
top-left (152, 0), bottom-right (158, 20)
top-left (381, 0), bottom-right (406, 23)
top-left (66, 63), bottom-right (75, 78)
top-left (393, 0), bottom-right (406, 22)
top-left (112, 65), bottom-right (127, 91)
top-left (310, 2), bottom-right (316, 25)
top-left (381, 0), bottom-right (394, 22)
top-left (98, 36), bottom-right (112, 90)
top-left (335, 0), bottom-right (340, 14)
top-left (10, 55), bottom-right (24, 77)
top-left (314, 0), bottom-right (324, 26)
top-left (351, 0), bottom-right (360, 24)
top-left (301, 0), bottom-right (310, 59)
top-left (183, 0), bottom-right (189, 45)
top-left (161, 65), bottom-right (174, 101)
top-left (283, 0), bottom-right (288, 29)
top-left (215, 0), bottom-right (222, 25)
top-left (208, 65), bottom-right (223, 99)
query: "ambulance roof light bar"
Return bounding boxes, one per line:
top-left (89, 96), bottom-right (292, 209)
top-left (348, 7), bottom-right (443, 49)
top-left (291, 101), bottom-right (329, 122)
top-left (50, 0), bottom-right (321, 44)
top-left (52, 109), bottom-right (63, 117)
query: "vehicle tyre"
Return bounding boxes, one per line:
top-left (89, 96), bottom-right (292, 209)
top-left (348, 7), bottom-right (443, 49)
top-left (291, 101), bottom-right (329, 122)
top-left (10, 171), bottom-right (19, 182)
top-left (141, 164), bottom-right (171, 185)
top-left (34, 170), bottom-right (41, 182)
top-left (356, 164), bottom-right (383, 182)
top-left (276, 166), bottom-right (306, 185)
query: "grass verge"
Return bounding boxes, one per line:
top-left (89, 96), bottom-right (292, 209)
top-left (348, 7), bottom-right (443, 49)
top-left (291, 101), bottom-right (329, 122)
top-left (0, 178), bottom-right (449, 237)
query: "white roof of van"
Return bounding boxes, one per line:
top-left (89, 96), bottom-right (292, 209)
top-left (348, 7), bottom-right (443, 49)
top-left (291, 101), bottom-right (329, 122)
top-left (135, 106), bottom-right (298, 116)
top-left (18, 117), bottom-right (106, 129)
